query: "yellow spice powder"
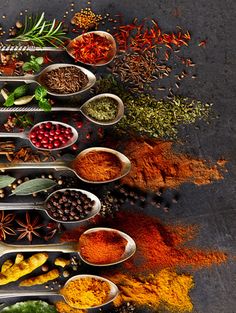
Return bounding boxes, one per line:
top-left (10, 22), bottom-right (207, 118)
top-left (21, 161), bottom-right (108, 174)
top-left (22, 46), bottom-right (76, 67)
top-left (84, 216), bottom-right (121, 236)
top-left (60, 277), bottom-right (110, 309)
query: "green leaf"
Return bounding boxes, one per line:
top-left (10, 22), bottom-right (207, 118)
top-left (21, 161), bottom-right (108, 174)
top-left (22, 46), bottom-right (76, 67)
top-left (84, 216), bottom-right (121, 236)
top-left (3, 93), bottom-right (15, 107)
top-left (11, 178), bottom-right (57, 196)
top-left (35, 85), bottom-right (47, 100)
top-left (0, 175), bottom-right (15, 189)
top-left (39, 99), bottom-right (51, 112)
top-left (22, 62), bottom-right (32, 71)
top-left (1, 300), bottom-right (57, 313)
top-left (35, 57), bottom-right (44, 65)
top-left (13, 85), bottom-right (29, 98)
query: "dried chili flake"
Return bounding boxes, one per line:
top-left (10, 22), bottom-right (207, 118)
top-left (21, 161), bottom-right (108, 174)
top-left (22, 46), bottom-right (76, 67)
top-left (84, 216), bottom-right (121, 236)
top-left (198, 39), bottom-right (207, 47)
top-left (68, 33), bottom-right (113, 64)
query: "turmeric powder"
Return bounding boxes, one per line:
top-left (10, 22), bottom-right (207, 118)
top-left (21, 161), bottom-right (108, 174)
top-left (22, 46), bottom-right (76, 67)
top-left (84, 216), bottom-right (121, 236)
top-left (107, 269), bottom-right (193, 312)
top-left (60, 277), bottom-right (110, 309)
top-left (55, 301), bottom-right (86, 313)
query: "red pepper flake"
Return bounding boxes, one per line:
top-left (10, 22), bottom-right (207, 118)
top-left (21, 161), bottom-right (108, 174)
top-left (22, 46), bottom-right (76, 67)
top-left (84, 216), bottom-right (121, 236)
top-left (68, 33), bottom-right (114, 64)
top-left (198, 39), bottom-right (207, 47)
top-left (113, 18), bottom-right (191, 52)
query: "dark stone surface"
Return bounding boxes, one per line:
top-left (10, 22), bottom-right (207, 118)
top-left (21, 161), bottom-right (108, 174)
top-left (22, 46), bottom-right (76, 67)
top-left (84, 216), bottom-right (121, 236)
top-left (0, 1), bottom-right (235, 312)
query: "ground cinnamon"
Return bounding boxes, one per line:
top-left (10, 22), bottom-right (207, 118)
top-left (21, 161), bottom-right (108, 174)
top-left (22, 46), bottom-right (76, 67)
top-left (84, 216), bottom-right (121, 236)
top-left (121, 138), bottom-right (226, 190)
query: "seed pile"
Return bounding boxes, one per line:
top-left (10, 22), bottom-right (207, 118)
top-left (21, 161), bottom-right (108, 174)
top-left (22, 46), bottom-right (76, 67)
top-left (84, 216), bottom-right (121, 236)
top-left (43, 66), bottom-right (88, 94)
top-left (71, 8), bottom-right (103, 30)
top-left (46, 190), bottom-right (95, 222)
top-left (111, 51), bottom-right (171, 90)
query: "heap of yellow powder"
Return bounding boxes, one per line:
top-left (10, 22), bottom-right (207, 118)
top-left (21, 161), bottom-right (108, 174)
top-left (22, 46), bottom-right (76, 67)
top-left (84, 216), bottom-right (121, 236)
top-left (107, 269), bottom-right (194, 312)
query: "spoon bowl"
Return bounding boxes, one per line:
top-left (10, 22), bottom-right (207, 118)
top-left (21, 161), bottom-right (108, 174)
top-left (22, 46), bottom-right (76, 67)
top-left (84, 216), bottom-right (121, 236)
top-left (0, 274), bottom-right (119, 310)
top-left (79, 227), bottom-right (137, 266)
top-left (0, 188), bottom-right (101, 224)
top-left (80, 93), bottom-right (124, 126)
top-left (67, 31), bottom-right (117, 66)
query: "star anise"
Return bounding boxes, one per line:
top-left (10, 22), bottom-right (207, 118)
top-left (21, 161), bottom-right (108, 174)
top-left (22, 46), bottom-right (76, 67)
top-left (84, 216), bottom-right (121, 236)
top-left (16, 212), bottom-right (44, 243)
top-left (0, 211), bottom-right (16, 241)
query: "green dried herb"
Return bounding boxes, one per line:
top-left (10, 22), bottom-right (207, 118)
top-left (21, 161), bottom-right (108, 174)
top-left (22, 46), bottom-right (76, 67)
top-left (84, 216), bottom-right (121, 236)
top-left (83, 97), bottom-right (118, 121)
top-left (94, 76), bottom-right (212, 139)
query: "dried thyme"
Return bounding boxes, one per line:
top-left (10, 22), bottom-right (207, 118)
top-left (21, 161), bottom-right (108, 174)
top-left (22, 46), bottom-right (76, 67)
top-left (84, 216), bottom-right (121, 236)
top-left (83, 97), bottom-right (118, 121)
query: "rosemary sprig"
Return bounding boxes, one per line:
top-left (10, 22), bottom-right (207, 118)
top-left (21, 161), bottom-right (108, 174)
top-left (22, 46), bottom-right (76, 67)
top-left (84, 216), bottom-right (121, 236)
top-left (7, 12), bottom-right (67, 47)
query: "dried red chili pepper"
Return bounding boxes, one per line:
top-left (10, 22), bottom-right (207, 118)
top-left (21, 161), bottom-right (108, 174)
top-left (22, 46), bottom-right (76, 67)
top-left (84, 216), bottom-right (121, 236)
top-left (68, 33), bottom-right (113, 64)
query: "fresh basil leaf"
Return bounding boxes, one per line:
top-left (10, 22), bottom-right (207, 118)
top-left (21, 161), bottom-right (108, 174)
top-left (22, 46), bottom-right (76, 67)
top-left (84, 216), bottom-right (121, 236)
top-left (35, 85), bottom-right (47, 100)
top-left (0, 175), bottom-right (15, 189)
top-left (11, 178), bottom-right (57, 196)
top-left (35, 57), bottom-right (44, 64)
top-left (22, 62), bottom-right (32, 71)
top-left (13, 85), bottom-right (28, 98)
top-left (39, 98), bottom-right (51, 112)
top-left (3, 93), bottom-right (15, 107)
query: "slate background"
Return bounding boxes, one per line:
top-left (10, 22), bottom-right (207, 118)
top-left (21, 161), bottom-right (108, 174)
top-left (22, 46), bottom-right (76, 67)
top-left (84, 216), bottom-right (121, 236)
top-left (0, 0), bottom-right (235, 312)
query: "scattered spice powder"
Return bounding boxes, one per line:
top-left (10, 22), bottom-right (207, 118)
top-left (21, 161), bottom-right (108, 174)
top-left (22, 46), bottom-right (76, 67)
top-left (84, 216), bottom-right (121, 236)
top-left (74, 151), bottom-right (122, 182)
top-left (60, 277), bottom-right (110, 309)
top-left (61, 211), bottom-right (227, 273)
top-left (55, 301), bottom-right (86, 313)
top-left (106, 269), bottom-right (194, 312)
top-left (68, 33), bottom-right (114, 64)
top-left (79, 230), bottom-right (127, 264)
top-left (121, 138), bottom-right (225, 190)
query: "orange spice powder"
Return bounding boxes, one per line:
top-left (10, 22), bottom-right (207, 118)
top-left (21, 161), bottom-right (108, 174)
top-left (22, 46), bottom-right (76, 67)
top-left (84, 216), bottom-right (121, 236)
top-left (121, 138), bottom-right (226, 190)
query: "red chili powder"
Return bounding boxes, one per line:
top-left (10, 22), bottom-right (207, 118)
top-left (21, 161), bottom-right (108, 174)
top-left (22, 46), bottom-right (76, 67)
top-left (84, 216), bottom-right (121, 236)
top-left (61, 211), bottom-right (227, 273)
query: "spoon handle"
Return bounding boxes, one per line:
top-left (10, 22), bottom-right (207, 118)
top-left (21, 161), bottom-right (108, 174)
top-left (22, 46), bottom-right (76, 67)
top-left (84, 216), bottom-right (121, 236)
top-left (0, 202), bottom-right (44, 211)
top-left (0, 291), bottom-right (60, 298)
top-left (0, 75), bottom-right (36, 83)
top-left (1, 242), bottom-right (77, 254)
top-left (0, 161), bottom-right (70, 171)
top-left (0, 132), bottom-right (28, 139)
top-left (0, 44), bottom-right (65, 52)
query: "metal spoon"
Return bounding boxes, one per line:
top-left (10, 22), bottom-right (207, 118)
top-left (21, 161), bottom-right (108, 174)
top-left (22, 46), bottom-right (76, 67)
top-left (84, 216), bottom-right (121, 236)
top-left (0, 228), bottom-right (136, 267)
top-left (0, 63), bottom-right (96, 97)
top-left (1, 31), bottom-right (117, 67)
top-left (0, 274), bottom-right (119, 309)
top-left (0, 147), bottom-right (131, 184)
top-left (0, 188), bottom-right (101, 224)
top-left (0, 93), bottom-right (124, 126)
top-left (0, 121), bottom-right (78, 151)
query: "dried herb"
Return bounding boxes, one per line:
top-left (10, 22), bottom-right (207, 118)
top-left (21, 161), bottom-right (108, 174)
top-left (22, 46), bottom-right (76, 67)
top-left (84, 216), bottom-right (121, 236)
top-left (11, 178), bottom-right (57, 196)
top-left (117, 94), bottom-right (212, 139)
top-left (7, 12), bottom-right (67, 47)
top-left (1, 300), bottom-right (57, 313)
top-left (0, 211), bottom-right (16, 241)
top-left (83, 97), bottom-right (118, 121)
top-left (16, 212), bottom-right (44, 242)
top-left (0, 175), bottom-right (15, 189)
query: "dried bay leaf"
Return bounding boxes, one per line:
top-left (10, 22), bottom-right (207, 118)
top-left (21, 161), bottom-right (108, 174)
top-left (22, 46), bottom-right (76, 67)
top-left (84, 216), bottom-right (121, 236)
top-left (0, 175), bottom-right (15, 189)
top-left (11, 178), bottom-right (57, 196)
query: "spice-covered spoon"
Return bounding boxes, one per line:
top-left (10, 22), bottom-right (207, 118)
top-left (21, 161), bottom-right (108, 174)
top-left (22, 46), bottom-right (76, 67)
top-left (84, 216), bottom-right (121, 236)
top-left (0, 228), bottom-right (136, 267)
top-left (0, 121), bottom-right (78, 151)
top-left (0, 147), bottom-right (131, 184)
top-left (0, 63), bottom-right (96, 97)
top-left (0, 274), bottom-right (119, 309)
top-left (1, 31), bottom-right (117, 67)
top-left (0, 188), bottom-right (101, 224)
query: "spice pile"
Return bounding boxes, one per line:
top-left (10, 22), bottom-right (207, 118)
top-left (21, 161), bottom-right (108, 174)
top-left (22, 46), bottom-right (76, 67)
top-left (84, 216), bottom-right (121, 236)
top-left (68, 33), bottom-right (114, 65)
top-left (121, 138), bottom-right (225, 190)
top-left (71, 8), bottom-right (103, 30)
top-left (79, 230), bottom-right (127, 265)
top-left (61, 211), bottom-right (227, 273)
top-left (43, 66), bottom-right (89, 94)
top-left (74, 151), bottom-right (122, 182)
